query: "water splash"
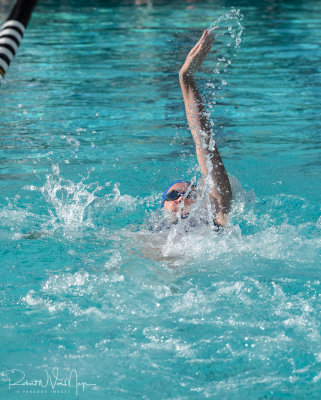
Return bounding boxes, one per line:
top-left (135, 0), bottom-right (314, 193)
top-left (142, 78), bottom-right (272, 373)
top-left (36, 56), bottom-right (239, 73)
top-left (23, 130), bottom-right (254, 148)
top-left (23, 165), bottom-right (105, 238)
top-left (207, 8), bottom-right (244, 53)
top-left (206, 8), bottom-right (244, 103)
top-left (42, 165), bottom-right (100, 234)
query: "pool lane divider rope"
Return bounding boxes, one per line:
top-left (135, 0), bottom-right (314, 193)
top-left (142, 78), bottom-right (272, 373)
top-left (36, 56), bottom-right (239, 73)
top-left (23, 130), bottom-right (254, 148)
top-left (0, 0), bottom-right (38, 81)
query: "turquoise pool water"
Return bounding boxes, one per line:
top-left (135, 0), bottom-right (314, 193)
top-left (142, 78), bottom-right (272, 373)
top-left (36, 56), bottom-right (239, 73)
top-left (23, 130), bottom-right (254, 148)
top-left (1, 0), bottom-right (321, 398)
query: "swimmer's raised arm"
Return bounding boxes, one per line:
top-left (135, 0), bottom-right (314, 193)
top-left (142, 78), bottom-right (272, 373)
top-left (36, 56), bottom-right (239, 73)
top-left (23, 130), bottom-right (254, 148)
top-left (179, 30), bottom-right (232, 226)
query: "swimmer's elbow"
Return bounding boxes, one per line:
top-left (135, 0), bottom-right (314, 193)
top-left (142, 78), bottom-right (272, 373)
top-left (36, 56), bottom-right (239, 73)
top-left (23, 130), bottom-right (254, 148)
top-left (209, 189), bottom-right (232, 227)
top-left (210, 188), bottom-right (232, 216)
top-left (215, 212), bottom-right (229, 227)
top-left (223, 189), bottom-right (233, 213)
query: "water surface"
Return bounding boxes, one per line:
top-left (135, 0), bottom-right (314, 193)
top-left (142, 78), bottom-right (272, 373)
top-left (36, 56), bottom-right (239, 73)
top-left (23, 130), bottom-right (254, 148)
top-left (1, 0), bottom-right (321, 398)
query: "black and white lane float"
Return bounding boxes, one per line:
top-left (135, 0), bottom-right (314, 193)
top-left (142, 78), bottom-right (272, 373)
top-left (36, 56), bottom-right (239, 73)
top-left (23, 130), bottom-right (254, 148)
top-left (0, 0), bottom-right (38, 81)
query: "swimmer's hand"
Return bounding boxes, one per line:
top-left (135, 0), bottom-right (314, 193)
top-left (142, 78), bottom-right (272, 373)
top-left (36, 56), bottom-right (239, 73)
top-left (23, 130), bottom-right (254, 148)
top-left (179, 30), bottom-right (214, 78)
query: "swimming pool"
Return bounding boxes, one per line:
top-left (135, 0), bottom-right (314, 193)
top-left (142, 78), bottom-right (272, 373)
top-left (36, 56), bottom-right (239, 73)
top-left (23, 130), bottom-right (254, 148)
top-left (1, 0), bottom-right (321, 398)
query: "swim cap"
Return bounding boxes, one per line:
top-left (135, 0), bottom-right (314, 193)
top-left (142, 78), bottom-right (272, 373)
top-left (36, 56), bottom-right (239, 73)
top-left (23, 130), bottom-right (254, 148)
top-left (160, 180), bottom-right (191, 208)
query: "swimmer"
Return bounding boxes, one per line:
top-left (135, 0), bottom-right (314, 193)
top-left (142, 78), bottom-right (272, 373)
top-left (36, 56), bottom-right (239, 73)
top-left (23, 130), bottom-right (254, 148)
top-left (162, 30), bottom-right (232, 227)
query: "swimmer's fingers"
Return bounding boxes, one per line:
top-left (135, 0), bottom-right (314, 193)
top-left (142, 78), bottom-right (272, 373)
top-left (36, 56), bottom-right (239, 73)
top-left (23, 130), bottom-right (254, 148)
top-left (192, 33), bottom-right (213, 65)
top-left (193, 35), bottom-right (214, 71)
top-left (181, 30), bottom-right (213, 76)
top-left (199, 34), bottom-right (214, 55)
top-left (190, 30), bottom-right (211, 56)
top-left (199, 37), bottom-right (214, 63)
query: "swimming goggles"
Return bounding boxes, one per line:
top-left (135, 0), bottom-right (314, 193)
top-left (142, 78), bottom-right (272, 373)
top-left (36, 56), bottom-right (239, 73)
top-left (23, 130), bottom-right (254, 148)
top-left (164, 189), bottom-right (196, 203)
top-left (160, 180), bottom-right (194, 208)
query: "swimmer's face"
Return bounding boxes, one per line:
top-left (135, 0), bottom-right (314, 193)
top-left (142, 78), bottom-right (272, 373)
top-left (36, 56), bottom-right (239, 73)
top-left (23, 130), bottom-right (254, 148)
top-left (163, 182), bottom-right (196, 218)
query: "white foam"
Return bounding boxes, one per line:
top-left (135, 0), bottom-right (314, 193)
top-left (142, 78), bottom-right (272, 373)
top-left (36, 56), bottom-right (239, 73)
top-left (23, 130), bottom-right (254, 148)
top-left (22, 288), bottom-right (109, 319)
